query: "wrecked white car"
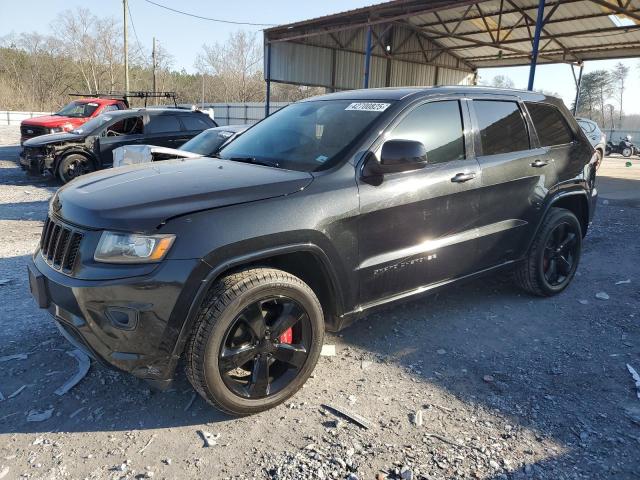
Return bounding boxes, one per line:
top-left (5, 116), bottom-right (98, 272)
top-left (113, 124), bottom-right (249, 167)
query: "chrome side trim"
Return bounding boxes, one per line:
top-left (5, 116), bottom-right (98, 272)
top-left (358, 219), bottom-right (527, 270)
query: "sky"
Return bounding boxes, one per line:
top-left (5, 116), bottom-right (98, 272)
top-left (1, 0), bottom-right (639, 112)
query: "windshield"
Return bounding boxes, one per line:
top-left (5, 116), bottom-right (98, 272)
top-left (56, 101), bottom-right (100, 118)
top-left (179, 129), bottom-right (234, 156)
top-left (218, 100), bottom-right (393, 171)
top-left (71, 114), bottom-right (114, 135)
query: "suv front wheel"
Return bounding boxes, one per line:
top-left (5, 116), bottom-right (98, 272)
top-left (515, 207), bottom-right (582, 296)
top-left (185, 268), bottom-right (324, 415)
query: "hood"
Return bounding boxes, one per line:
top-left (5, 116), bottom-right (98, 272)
top-left (54, 157), bottom-right (314, 231)
top-left (23, 132), bottom-right (86, 147)
top-left (21, 115), bottom-right (85, 128)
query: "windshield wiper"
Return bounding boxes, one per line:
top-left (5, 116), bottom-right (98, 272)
top-left (226, 156), bottom-right (279, 168)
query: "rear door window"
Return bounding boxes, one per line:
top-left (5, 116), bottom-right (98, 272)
top-left (146, 115), bottom-right (182, 134)
top-left (526, 102), bottom-right (574, 146)
top-left (105, 116), bottom-right (143, 136)
top-left (389, 100), bottom-right (465, 164)
top-left (473, 100), bottom-right (530, 155)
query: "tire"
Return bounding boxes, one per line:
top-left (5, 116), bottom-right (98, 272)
top-left (185, 268), bottom-right (324, 415)
top-left (622, 147), bottom-right (632, 158)
top-left (514, 208), bottom-right (582, 297)
top-left (57, 153), bottom-right (94, 183)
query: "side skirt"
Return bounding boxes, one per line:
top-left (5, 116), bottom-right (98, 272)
top-left (338, 259), bottom-right (517, 326)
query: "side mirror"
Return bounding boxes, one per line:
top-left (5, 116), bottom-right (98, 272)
top-left (364, 139), bottom-right (428, 176)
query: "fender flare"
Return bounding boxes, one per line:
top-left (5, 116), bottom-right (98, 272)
top-left (525, 189), bottom-right (590, 253)
top-left (169, 242), bottom-right (344, 365)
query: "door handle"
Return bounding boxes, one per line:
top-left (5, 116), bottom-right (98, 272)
top-left (451, 172), bottom-right (476, 183)
top-left (531, 159), bottom-right (549, 168)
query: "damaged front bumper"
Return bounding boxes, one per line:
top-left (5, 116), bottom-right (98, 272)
top-left (20, 148), bottom-right (54, 175)
top-left (28, 251), bottom-right (203, 390)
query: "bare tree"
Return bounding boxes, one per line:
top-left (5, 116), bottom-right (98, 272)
top-left (489, 74), bottom-right (515, 89)
top-left (196, 31), bottom-right (263, 102)
top-left (611, 62), bottom-right (629, 126)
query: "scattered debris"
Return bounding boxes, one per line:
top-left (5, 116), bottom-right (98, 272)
top-left (0, 467), bottom-right (9, 479)
top-left (54, 349), bottom-right (91, 396)
top-left (69, 407), bottom-right (86, 419)
top-left (411, 409), bottom-right (423, 427)
top-left (627, 364), bottom-right (640, 400)
top-left (138, 434), bottom-right (157, 453)
top-left (578, 299), bottom-right (589, 305)
top-left (198, 430), bottom-right (219, 447)
top-left (483, 375), bottom-right (495, 383)
top-left (436, 349), bottom-right (446, 355)
top-left (321, 403), bottom-right (372, 429)
top-left (595, 292), bottom-right (610, 300)
top-left (184, 393), bottom-right (197, 411)
top-left (7, 385), bottom-right (26, 399)
top-left (360, 360), bottom-right (373, 370)
top-left (0, 279), bottom-right (10, 286)
top-left (162, 458), bottom-right (172, 465)
top-left (27, 408), bottom-right (54, 422)
top-left (0, 353), bottom-right (28, 362)
top-left (0, 391), bottom-right (4, 401)
top-left (320, 344), bottom-right (336, 356)
top-left (616, 279), bottom-right (631, 285)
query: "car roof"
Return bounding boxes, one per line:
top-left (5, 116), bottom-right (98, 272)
top-left (98, 108), bottom-right (209, 118)
top-left (302, 86), bottom-right (551, 103)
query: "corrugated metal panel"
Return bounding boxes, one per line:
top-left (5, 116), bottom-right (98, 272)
top-left (269, 42), bottom-right (332, 87)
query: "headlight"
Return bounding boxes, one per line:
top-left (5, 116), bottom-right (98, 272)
top-left (50, 127), bottom-right (63, 133)
top-left (94, 232), bottom-right (175, 263)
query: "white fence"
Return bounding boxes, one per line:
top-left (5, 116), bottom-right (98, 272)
top-left (1, 111), bottom-right (53, 126)
top-left (206, 102), bottom-right (290, 126)
top-left (0, 103), bottom-right (290, 127)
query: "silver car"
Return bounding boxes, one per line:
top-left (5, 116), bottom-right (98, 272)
top-left (113, 124), bottom-right (249, 168)
top-left (576, 117), bottom-right (606, 169)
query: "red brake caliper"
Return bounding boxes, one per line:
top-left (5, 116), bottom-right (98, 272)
top-left (279, 328), bottom-right (293, 344)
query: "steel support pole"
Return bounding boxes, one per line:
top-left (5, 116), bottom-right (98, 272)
top-left (572, 63), bottom-right (584, 115)
top-left (265, 42), bottom-right (272, 118)
top-left (527, 0), bottom-right (545, 91)
top-left (363, 25), bottom-right (372, 88)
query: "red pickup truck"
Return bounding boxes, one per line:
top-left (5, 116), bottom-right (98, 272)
top-left (20, 97), bottom-right (128, 144)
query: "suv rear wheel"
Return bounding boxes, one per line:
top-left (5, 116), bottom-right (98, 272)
top-left (185, 268), bottom-right (324, 415)
top-left (515, 207), bottom-right (582, 296)
top-left (58, 153), bottom-right (94, 183)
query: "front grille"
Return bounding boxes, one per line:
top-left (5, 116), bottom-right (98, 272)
top-left (40, 216), bottom-right (83, 273)
top-left (21, 125), bottom-right (48, 139)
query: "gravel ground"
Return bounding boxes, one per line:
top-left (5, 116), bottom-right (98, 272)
top-left (0, 133), bottom-right (639, 480)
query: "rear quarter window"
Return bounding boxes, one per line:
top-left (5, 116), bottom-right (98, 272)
top-left (181, 115), bottom-right (213, 131)
top-left (526, 102), bottom-right (574, 147)
top-left (146, 115), bottom-right (182, 134)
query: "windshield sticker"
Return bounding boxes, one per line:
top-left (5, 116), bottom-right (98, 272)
top-left (315, 155), bottom-right (328, 163)
top-left (87, 103), bottom-right (99, 107)
top-left (345, 102), bottom-right (390, 112)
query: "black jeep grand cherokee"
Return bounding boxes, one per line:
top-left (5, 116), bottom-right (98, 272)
top-left (28, 87), bottom-right (597, 415)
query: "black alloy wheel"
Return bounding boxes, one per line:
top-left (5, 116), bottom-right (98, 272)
top-left (219, 297), bottom-right (312, 399)
top-left (542, 222), bottom-right (579, 287)
top-left (515, 207), bottom-right (582, 296)
top-left (185, 268), bottom-right (324, 415)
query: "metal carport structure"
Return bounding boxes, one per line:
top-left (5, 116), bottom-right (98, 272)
top-left (263, 0), bottom-right (640, 114)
